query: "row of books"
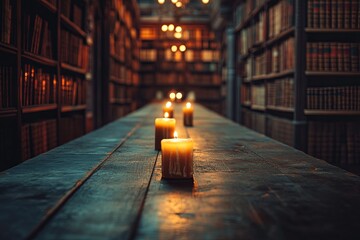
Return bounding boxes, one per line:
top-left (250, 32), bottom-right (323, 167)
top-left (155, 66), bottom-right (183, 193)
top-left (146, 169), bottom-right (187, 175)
top-left (267, 78), bottom-right (294, 109)
top-left (308, 121), bottom-right (360, 165)
top-left (61, 75), bottom-right (86, 106)
top-left (254, 52), bottom-right (267, 76)
top-left (60, 29), bottom-right (89, 69)
top-left (194, 89), bottom-right (221, 100)
top-left (187, 74), bottom-right (221, 86)
top-left (188, 63), bottom-right (217, 72)
top-left (0, 65), bottom-right (14, 109)
top-left (306, 42), bottom-right (360, 72)
top-left (59, 114), bottom-right (84, 144)
top-left (268, 0), bottom-right (294, 39)
top-left (0, 119), bottom-right (17, 170)
top-left (61, 0), bottom-right (84, 28)
top-left (22, 119), bottom-right (57, 161)
top-left (109, 82), bottom-right (127, 100)
top-left (111, 0), bottom-right (134, 31)
top-left (0, 0), bottom-right (15, 45)
top-left (267, 116), bottom-right (294, 147)
top-left (23, 14), bottom-right (53, 59)
top-left (140, 49), bottom-right (157, 61)
top-left (307, 0), bottom-right (360, 29)
top-left (22, 64), bottom-right (57, 106)
top-left (251, 84), bottom-right (265, 107)
top-left (241, 108), bottom-right (266, 134)
top-left (240, 84), bottom-right (251, 105)
top-left (307, 86), bottom-right (360, 110)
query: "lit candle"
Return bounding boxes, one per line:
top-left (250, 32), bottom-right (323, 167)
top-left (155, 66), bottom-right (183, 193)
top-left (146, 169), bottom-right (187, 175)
top-left (161, 131), bottom-right (194, 179)
top-left (155, 112), bottom-right (176, 150)
top-left (183, 102), bottom-right (193, 126)
top-left (163, 101), bottom-right (174, 118)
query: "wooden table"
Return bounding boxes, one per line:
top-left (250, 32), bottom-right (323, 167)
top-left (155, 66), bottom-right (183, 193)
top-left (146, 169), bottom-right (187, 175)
top-left (1, 103), bottom-right (360, 240)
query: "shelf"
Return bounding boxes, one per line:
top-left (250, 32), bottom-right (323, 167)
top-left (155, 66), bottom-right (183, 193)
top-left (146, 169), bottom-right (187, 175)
top-left (0, 42), bottom-right (17, 55)
top-left (110, 76), bottom-right (132, 86)
top-left (0, 108), bottom-right (17, 118)
top-left (249, 69), bottom-right (295, 82)
top-left (304, 110), bottom-right (360, 116)
top-left (306, 71), bottom-right (360, 77)
top-left (110, 98), bottom-right (132, 105)
top-left (251, 105), bottom-right (266, 111)
top-left (267, 106), bottom-right (294, 113)
top-left (111, 54), bottom-right (125, 63)
top-left (265, 27), bottom-right (295, 47)
top-left (22, 51), bottom-right (57, 67)
top-left (22, 104), bottom-right (57, 114)
top-left (61, 15), bottom-right (86, 38)
top-left (61, 63), bottom-right (87, 74)
top-left (242, 102), bottom-right (251, 107)
top-left (305, 28), bottom-right (360, 33)
top-left (38, 0), bottom-right (57, 13)
top-left (61, 105), bottom-right (87, 113)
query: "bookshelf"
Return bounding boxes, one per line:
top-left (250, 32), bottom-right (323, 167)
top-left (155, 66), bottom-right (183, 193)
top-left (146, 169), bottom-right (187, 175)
top-left (233, 0), bottom-right (360, 172)
top-left (0, 0), bottom-right (90, 171)
top-left (139, 22), bottom-right (223, 114)
top-left (105, 0), bottom-right (140, 122)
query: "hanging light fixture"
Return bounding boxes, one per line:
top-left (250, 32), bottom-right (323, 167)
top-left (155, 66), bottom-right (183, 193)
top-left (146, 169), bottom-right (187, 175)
top-left (175, 26), bottom-right (182, 32)
top-left (158, 0), bottom-right (165, 4)
top-left (174, 32), bottom-right (182, 38)
top-left (171, 45), bottom-right (178, 52)
top-left (202, 0), bottom-right (210, 4)
top-left (168, 24), bottom-right (175, 31)
top-left (175, 2), bottom-right (182, 7)
top-left (161, 24), bottom-right (168, 32)
top-left (179, 45), bottom-right (186, 52)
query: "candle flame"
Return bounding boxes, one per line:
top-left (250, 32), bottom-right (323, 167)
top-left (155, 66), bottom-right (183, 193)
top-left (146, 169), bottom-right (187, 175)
top-left (164, 112), bottom-right (169, 118)
top-left (166, 101), bottom-right (172, 108)
top-left (186, 102), bottom-right (191, 108)
top-left (174, 131), bottom-right (178, 139)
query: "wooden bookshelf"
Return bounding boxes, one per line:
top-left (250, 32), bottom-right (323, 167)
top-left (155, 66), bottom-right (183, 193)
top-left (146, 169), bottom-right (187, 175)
top-left (0, 0), bottom-right (90, 170)
top-left (139, 23), bottom-right (222, 114)
top-left (231, 0), bottom-right (360, 171)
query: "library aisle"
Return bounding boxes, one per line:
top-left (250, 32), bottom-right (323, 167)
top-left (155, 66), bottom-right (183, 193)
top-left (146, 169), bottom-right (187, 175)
top-left (0, 0), bottom-right (360, 239)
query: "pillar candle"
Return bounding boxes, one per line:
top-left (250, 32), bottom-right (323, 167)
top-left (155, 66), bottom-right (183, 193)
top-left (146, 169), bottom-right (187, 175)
top-left (161, 131), bottom-right (194, 179)
top-left (155, 113), bottom-right (176, 150)
top-left (163, 101), bottom-right (174, 118)
top-left (183, 102), bottom-right (193, 126)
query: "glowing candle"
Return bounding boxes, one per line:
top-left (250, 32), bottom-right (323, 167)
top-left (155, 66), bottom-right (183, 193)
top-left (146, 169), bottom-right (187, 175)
top-left (183, 102), bottom-right (193, 126)
top-left (161, 131), bottom-right (194, 179)
top-left (155, 112), bottom-right (176, 150)
top-left (163, 101), bottom-right (174, 118)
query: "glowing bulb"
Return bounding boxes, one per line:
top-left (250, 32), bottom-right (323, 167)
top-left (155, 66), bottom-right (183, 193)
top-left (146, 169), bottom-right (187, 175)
top-left (175, 2), bottom-right (182, 7)
top-left (166, 101), bottom-right (172, 108)
top-left (186, 102), bottom-right (191, 108)
top-left (161, 24), bottom-right (168, 31)
top-left (175, 26), bottom-right (182, 32)
top-left (164, 112), bottom-right (169, 118)
top-left (174, 131), bottom-right (178, 138)
top-left (168, 24), bottom-right (175, 31)
top-left (171, 45), bottom-right (177, 52)
top-left (169, 92), bottom-right (176, 100)
top-left (202, 0), bottom-right (209, 4)
top-left (176, 92), bottom-right (182, 100)
top-left (158, 0), bottom-right (165, 4)
top-left (174, 32), bottom-right (182, 38)
top-left (179, 45), bottom-right (186, 52)
top-left (171, 0), bottom-right (178, 3)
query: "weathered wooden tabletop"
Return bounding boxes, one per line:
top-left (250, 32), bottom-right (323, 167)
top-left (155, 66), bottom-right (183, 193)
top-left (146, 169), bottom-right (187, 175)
top-left (1, 103), bottom-right (360, 240)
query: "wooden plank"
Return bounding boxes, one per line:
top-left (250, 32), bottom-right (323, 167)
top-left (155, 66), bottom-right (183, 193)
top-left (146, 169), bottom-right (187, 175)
top-left (0, 105), bottom-right (155, 239)
top-left (135, 104), bottom-right (360, 240)
top-left (35, 115), bottom-right (159, 239)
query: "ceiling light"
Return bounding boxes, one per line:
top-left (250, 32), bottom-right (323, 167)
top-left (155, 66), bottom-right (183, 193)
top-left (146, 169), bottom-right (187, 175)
top-left (171, 45), bottom-right (177, 52)
top-left (179, 45), bottom-right (186, 52)
top-left (168, 24), bottom-right (175, 31)
top-left (175, 26), bottom-right (182, 32)
top-left (158, 0), bottom-right (165, 4)
top-left (171, 0), bottom-right (178, 3)
top-left (161, 24), bottom-right (168, 31)
top-left (175, 2), bottom-right (182, 7)
top-left (174, 32), bottom-right (182, 38)
top-left (202, 0), bottom-right (209, 4)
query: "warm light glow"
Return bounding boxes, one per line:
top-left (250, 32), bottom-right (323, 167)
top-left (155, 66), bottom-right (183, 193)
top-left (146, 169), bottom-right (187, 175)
top-left (174, 131), bottom-right (178, 138)
top-left (176, 92), bottom-right (182, 100)
top-left (175, 1), bottom-right (182, 7)
top-left (175, 26), bottom-right (182, 32)
top-left (168, 24), bottom-right (175, 31)
top-left (166, 101), bottom-right (172, 108)
top-left (164, 112), bottom-right (169, 118)
top-left (186, 102), bottom-right (191, 108)
top-left (171, 0), bottom-right (178, 3)
top-left (158, 0), bottom-right (165, 4)
top-left (202, 0), bottom-right (209, 4)
top-left (174, 32), bottom-right (182, 38)
top-left (171, 45), bottom-right (177, 52)
top-left (169, 92), bottom-right (176, 100)
top-left (179, 45), bottom-right (186, 52)
top-left (161, 24), bottom-right (168, 31)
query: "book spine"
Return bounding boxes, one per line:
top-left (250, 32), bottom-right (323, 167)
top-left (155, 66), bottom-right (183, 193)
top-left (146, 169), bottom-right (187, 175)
top-left (352, 0), bottom-right (358, 29)
top-left (313, 0), bottom-right (320, 28)
top-left (331, 0), bottom-right (337, 28)
top-left (337, 43), bottom-right (344, 72)
top-left (318, 42), bottom-right (324, 71)
top-left (344, 0), bottom-right (351, 29)
top-left (319, 0), bottom-right (325, 28)
top-left (330, 42), bottom-right (337, 71)
top-left (325, 0), bottom-right (331, 28)
top-left (338, 0), bottom-right (344, 28)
